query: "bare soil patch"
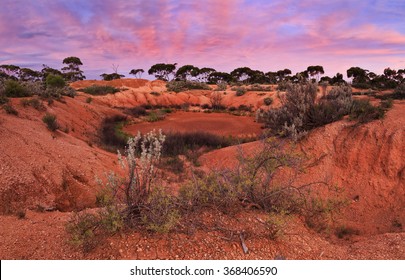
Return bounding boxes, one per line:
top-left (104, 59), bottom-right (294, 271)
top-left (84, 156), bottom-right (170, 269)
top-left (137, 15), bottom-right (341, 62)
top-left (124, 111), bottom-right (262, 138)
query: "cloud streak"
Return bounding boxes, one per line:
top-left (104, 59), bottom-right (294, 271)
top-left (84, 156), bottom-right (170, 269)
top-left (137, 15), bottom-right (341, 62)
top-left (1, 0), bottom-right (404, 78)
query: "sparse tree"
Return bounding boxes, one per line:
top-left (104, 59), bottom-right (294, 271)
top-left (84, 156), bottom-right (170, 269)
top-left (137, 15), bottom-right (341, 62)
top-left (129, 68), bottom-right (144, 79)
top-left (19, 68), bottom-right (41, 82)
top-left (175, 65), bottom-right (199, 81)
top-left (230, 67), bottom-right (253, 84)
top-left (41, 65), bottom-right (63, 81)
top-left (347, 66), bottom-right (369, 84)
top-left (196, 67), bottom-right (216, 83)
top-left (100, 73), bottom-right (125, 81)
top-left (62, 56), bottom-right (86, 82)
top-left (207, 71), bottom-right (232, 84)
top-left (0, 65), bottom-right (20, 80)
top-left (276, 69), bottom-right (292, 82)
top-left (148, 63), bottom-right (177, 81)
top-left (307, 65), bottom-right (325, 81)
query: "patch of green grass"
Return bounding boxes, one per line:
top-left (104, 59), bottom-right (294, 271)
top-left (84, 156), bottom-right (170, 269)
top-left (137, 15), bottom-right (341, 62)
top-left (80, 85), bottom-right (120, 95)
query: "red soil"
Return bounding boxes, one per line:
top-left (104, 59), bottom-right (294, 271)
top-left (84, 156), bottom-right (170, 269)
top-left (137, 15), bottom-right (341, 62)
top-left (124, 111), bottom-right (262, 138)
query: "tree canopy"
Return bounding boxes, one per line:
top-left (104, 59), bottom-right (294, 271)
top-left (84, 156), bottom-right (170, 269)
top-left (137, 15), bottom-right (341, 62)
top-left (148, 63), bottom-right (177, 81)
top-left (61, 56), bottom-right (86, 81)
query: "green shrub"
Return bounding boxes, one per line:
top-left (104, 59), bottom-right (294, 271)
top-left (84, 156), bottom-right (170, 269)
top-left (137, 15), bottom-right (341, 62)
top-left (46, 74), bottom-right (66, 88)
top-left (349, 99), bottom-right (385, 123)
top-left (3, 104), bottom-right (18, 115)
top-left (141, 186), bottom-right (179, 233)
top-left (42, 113), bottom-right (58, 131)
top-left (85, 97), bottom-right (92, 103)
top-left (146, 110), bottom-right (166, 122)
top-left (264, 83), bottom-right (352, 140)
top-left (80, 85), bottom-right (120, 95)
top-left (4, 80), bottom-right (30, 97)
top-left (166, 80), bottom-right (210, 93)
top-left (100, 115), bottom-right (129, 149)
top-left (216, 82), bottom-right (227, 91)
top-left (163, 131), bottom-right (231, 157)
top-left (20, 98), bottom-right (46, 111)
top-left (264, 97), bottom-right (273, 105)
top-left (43, 86), bottom-right (76, 99)
top-left (235, 87), bottom-right (247, 96)
top-left (238, 104), bottom-right (251, 111)
top-left (150, 91), bottom-right (160, 96)
top-left (125, 106), bottom-right (147, 117)
top-left (0, 95), bottom-right (9, 105)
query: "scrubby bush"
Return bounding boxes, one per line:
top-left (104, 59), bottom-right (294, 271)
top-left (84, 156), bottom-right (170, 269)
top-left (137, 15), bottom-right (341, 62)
top-left (100, 115), bottom-right (128, 148)
top-left (263, 97), bottom-right (273, 106)
top-left (163, 131), bottom-right (231, 157)
top-left (166, 80), bottom-right (210, 93)
top-left (264, 83), bottom-right (353, 140)
top-left (210, 92), bottom-right (224, 110)
top-left (349, 99), bottom-right (385, 123)
top-left (238, 104), bottom-right (252, 112)
top-left (46, 74), bottom-right (66, 88)
top-left (85, 97), bottom-right (92, 103)
top-left (21, 98), bottom-right (46, 111)
top-left (146, 110), bottom-right (166, 122)
top-left (0, 94), bottom-right (8, 105)
top-left (3, 80), bottom-right (31, 97)
top-left (2, 104), bottom-right (18, 115)
top-left (125, 106), bottom-right (147, 117)
top-left (235, 87), bottom-right (247, 96)
top-left (42, 113), bottom-right (58, 131)
top-left (150, 91), bottom-right (160, 96)
top-left (80, 85), bottom-right (120, 95)
top-left (216, 82), bottom-right (227, 91)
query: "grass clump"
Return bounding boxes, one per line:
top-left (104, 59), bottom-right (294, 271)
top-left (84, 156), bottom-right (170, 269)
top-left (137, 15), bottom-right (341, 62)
top-left (146, 110), bottom-right (166, 122)
top-left (3, 80), bottom-right (31, 97)
top-left (80, 85), bottom-right (120, 95)
top-left (42, 113), bottom-right (58, 131)
top-left (264, 97), bottom-right (273, 106)
top-left (166, 80), bottom-right (210, 93)
top-left (20, 98), bottom-right (46, 111)
top-left (234, 87), bottom-right (247, 96)
top-left (100, 115), bottom-right (129, 149)
top-left (2, 104), bottom-right (18, 115)
top-left (125, 106), bottom-right (147, 117)
top-left (349, 99), bottom-right (385, 123)
top-left (163, 131), bottom-right (231, 157)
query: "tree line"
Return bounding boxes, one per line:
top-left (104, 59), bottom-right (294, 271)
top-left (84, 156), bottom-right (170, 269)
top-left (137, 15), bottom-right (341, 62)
top-left (1, 57), bottom-right (404, 90)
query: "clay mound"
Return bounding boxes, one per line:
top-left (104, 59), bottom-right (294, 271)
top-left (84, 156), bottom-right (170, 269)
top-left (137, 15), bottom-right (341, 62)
top-left (0, 97), bottom-right (121, 213)
top-left (201, 101), bottom-right (405, 235)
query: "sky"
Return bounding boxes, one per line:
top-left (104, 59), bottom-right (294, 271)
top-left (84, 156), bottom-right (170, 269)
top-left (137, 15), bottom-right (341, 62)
top-left (1, 0), bottom-right (405, 80)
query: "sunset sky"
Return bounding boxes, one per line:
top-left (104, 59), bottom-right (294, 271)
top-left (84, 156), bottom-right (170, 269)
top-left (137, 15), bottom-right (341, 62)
top-left (1, 0), bottom-right (405, 79)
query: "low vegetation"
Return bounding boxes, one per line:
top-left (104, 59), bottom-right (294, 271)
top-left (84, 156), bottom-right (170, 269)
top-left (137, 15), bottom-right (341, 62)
top-left (100, 115), bottom-right (129, 149)
top-left (79, 85), bottom-right (120, 95)
top-left (166, 80), bottom-right (210, 93)
top-left (42, 113), bottom-right (59, 131)
top-left (20, 98), bottom-right (46, 111)
top-left (68, 133), bottom-right (345, 251)
top-left (2, 104), bottom-right (18, 115)
top-left (163, 131), bottom-right (232, 157)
